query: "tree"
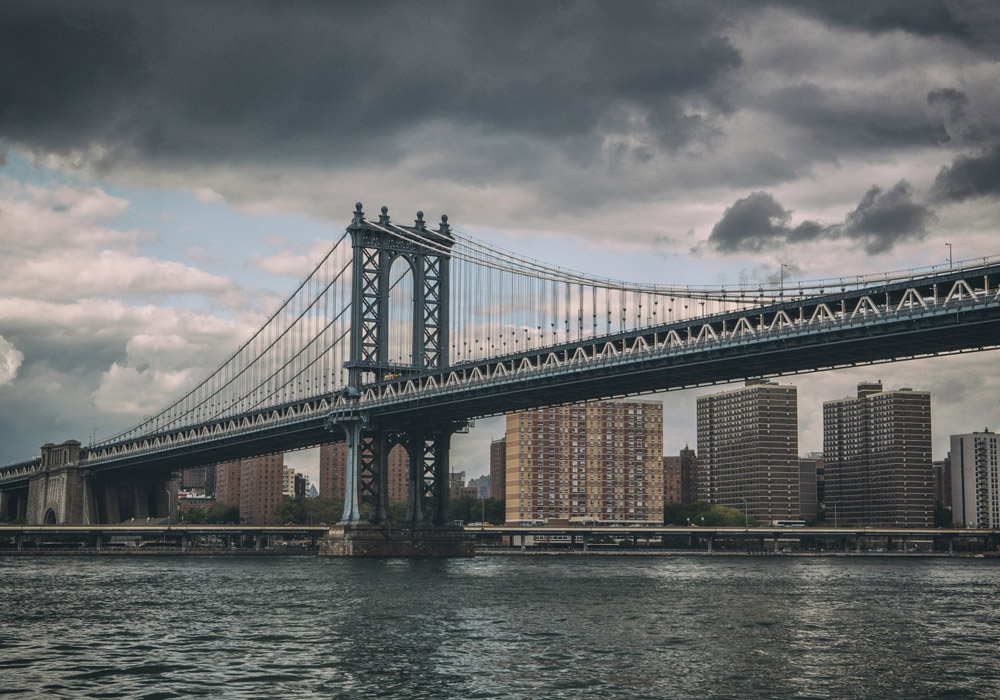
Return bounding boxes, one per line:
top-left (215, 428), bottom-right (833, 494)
top-left (181, 503), bottom-right (238, 524)
top-left (273, 496), bottom-right (344, 525)
top-left (934, 503), bottom-right (953, 528)
top-left (207, 503), bottom-right (240, 524)
top-left (182, 508), bottom-right (207, 524)
top-left (449, 496), bottom-right (505, 524)
top-left (664, 501), bottom-right (759, 526)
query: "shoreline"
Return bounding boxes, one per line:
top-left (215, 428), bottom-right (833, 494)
top-left (1, 548), bottom-right (996, 558)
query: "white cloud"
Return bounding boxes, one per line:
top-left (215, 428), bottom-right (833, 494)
top-left (194, 187), bottom-right (223, 203)
top-left (0, 335), bottom-right (24, 387)
top-left (0, 180), bottom-right (242, 305)
top-left (0, 181), bottom-right (138, 252)
top-left (9, 249), bottom-right (237, 301)
top-left (250, 239), bottom-right (333, 277)
top-left (91, 362), bottom-right (199, 415)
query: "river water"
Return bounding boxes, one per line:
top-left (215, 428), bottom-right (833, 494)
top-left (2, 555), bottom-right (999, 699)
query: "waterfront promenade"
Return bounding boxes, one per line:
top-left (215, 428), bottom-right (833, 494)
top-left (3, 524), bottom-right (998, 555)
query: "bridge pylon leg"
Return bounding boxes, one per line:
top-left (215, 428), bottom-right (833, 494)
top-left (366, 431), bottom-right (390, 524)
top-left (430, 430), bottom-right (453, 525)
top-left (338, 420), bottom-right (364, 525)
top-left (404, 433), bottom-right (426, 525)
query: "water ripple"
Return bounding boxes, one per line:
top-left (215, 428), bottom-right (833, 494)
top-left (3, 556), bottom-right (1000, 698)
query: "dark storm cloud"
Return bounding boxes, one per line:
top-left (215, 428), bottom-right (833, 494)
top-left (926, 88), bottom-right (1000, 145)
top-left (932, 144), bottom-right (1000, 203)
top-left (764, 84), bottom-right (948, 152)
top-left (842, 181), bottom-right (936, 253)
top-left (772, 0), bottom-right (988, 46)
top-left (927, 88), bottom-right (968, 125)
top-left (708, 180), bottom-right (934, 255)
top-left (0, 1), bottom-right (742, 170)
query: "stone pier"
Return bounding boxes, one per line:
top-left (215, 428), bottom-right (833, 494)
top-left (318, 523), bottom-right (473, 557)
top-left (25, 440), bottom-right (178, 525)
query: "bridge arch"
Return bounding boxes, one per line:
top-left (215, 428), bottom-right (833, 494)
top-left (386, 253), bottom-right (416, 367)
top-left (43, 508), bottom-right (56, 525)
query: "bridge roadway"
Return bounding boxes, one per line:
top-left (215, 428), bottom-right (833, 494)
top-left (3, 261), bottom-right (1000, 485)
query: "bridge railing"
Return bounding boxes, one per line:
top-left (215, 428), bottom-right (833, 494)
top-left (352, 278), bottom-right (1000, 410)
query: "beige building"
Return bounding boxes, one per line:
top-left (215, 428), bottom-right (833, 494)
top-left (505, 400), bottom-right (664, 525)
top-left (824, 382), bottom-right (933, 527)
top-left (319, 442), bottom-right (409, 501)
top-left (282, 466), bottom-right (296, 498)
top-left (215, 453), bottom-right (285, 525)
top-left (215, 460), bottom-right (241, 506)
top-left (696, 380), bottom-right (799, 523)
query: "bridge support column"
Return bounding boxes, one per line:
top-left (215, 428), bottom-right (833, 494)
top-left (365, 431), bottom-right (390, 524)
top-left (338, 420), bottom-right (364, 525)
top-left (321, 422), bottom-right (470, 556)
top-left (402, 427), bottom-right (456, 525)
top-left (404, 433), bottom-right (426, 525)
top-left (429, 431), bottom-right (452, 525)
top-left (0, 487), bottom-right (28, 521)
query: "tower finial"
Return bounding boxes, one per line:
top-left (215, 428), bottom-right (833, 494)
top-left (415, 211), bottom-right (426, 229)
top-left (352, 202), bottom-right (364, 225)
top-left (379, 205), bottom-right (390, 226)
top-left (438, 213), bottom-right (451, 236)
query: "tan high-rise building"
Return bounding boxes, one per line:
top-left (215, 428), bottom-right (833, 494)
top-left (215, 453), bottom-right (285, 524)
top-left (696, 380), bottom-right (799, 523)
top-left (490, 437), bottom-right (506, 501)
top-left (215, 460), bottom-right (241, 506)
top-left (504, 400), bottom-right (664, 525)
top-left (319, 442), bottom-right (409, 501)
top-left (824, 382), bottom-right (933, 527)
top-left (240, 453), bottom-right (285, 525)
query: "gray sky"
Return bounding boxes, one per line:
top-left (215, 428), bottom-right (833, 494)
top-left (2, 1), bottom-right (1000, 481)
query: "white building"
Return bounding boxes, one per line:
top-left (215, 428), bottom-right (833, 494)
top-left (950, 430), bottom-right (1000, 528)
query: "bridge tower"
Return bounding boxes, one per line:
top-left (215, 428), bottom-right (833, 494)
top-left (334, 203), bottom-right (462, 535)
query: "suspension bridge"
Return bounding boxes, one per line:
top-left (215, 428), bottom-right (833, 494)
top-left (3, 202), bottom-right (1000, 551)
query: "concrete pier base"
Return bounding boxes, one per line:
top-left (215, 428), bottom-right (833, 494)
top-left (318, 523), bottom-right (473, 557)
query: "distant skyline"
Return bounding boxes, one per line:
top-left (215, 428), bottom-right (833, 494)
top-left (1, 2), bottom-right (999, 483)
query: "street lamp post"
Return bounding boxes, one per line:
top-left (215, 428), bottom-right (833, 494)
top-left (737, 496), bottom-right (750, 528)
top-left (946, 243), bottom-right (953, 269)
